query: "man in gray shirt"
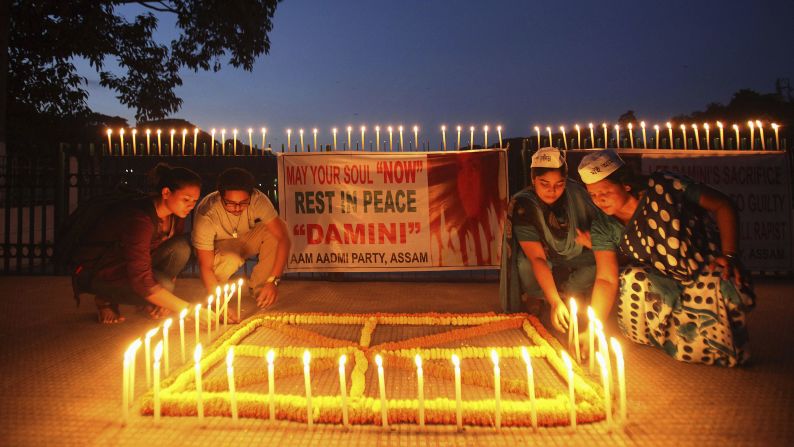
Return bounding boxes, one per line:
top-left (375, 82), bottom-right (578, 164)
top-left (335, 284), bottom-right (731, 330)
top-left (192, 168), bottom-right (290, 308)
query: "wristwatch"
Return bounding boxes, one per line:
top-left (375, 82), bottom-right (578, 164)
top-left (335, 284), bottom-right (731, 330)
top-left (266, 276), bottom-right (281, 287)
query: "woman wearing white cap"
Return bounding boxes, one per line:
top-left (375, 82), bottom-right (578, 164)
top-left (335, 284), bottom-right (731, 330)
top-left (499, 147), bottom-right (602, 333)
top-left (578, 149), bottom-right (754, 366)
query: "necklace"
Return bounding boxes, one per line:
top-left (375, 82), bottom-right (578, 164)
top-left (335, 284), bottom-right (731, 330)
top-left (225, 210), bottom-right (243, 238)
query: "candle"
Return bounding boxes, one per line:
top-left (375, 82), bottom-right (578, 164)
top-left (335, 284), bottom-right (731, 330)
top-left (247, 128), bottom-right (253, 153)
top-left (169, 129), bottom-right (175, 155)
top-left (374, 126), bottom-right (379, 151)
top-left (194, 344), bottom-right (204, 422)
top-left (747, 121), bottom-right (755, 150)
top-left (144, 327), bottom-right (159, 388)
top-left (484, 125), bottom-right (489, 149)
top-left (179, 308), bottom-right (187, 363)
top-left (546, 126), bottom-right (552, 147)
top-left (520, 347), bottom-right (537, 430)
top-left (119, 128), bottom-right (125, 156)
top-left (218, 285), bottom-right (225, 328)
top-left (654, 125), bottom-right (660, 149)
top-left (106, 129), bottom-right (113, 154)
top-left (412, 125), bottom-right (418, 151)
top-left (333, 127), bottom-right (338, 151)
top-left (692, 124), bottom-right (700, 149)
top-left (207, 295), bottom-right (214, 338)
top-left (233, 128), bottom-right (238, 154)
top-left (375, 354), bottom-right (389, 428)
top-left (162, 318), bottom-right (172, 375)
top-left (156, 129), bottom-right (162, 155)
top-left (347, 126), bottom-right (352, 151)
top-left (497, 125), bottom-right (503, 148)
top-left (193, 128), bottom-right (198, 154)
top-left (569, 298), bottom-right (580, 363)
top-left (457, 125), bottom-right (462, 150)
top-left (490, 349), bottom-right (501, 430)
top-left (614, 124), bottom-right (621, 149)
top-left (561, 351), bottom-right (576, 430)
top-left (262, 127), bottom-right (268, 151)
top-left (602, 123), bottom-right (608, 148)
top-left (733, 124), bottom-right (740, 149)
top-left (596, 352), bottom-right (612, 427)
top-left (287, 128), bottom-right (292, 152)
top-left (441, 125), bottom-right (447, 151)
top-left (415, 354), bottom-right (425, 428)
top-left (560, 126), bottom-right (568, 150)
top-left (575, 124), bottom-right (581, 148)
top-left (388, 126), bottom-right (393, 151)
top-left (756, 120), bottom-right (766, 150)
top-left (772, 123), bottom-right (780, 149)
top-left (303, 350), bottom-right (313, 426)
top-left (131, 129), bottom-right (137, 155)
top-left (339, 354), bottom-right (349, 427)
top-left (224, 283), bottom-right (235, 325)
top-left (360, 126), bottom-right (365, 151)
top-left (299, 128), bottom-right (304, 152)
top-left (194, 304), bottom-right (201, 344)
top-left (534, 126), bottom-right (541, 148)
top-left (221, 128), bottom-right (226, 153)
top-left (181, 128), bottom-right (187, 154)
top-left (153, 341), bottom-right (163, 425)
top-left (595, 322), bottom-right (613, 403)
top-left (452, 354), bottom-right (463, 431)
top-left (588, 123), bottom-right (594, 148)
top-left (146, 129), bottom-right (151, 154)
top-left (666, 122), bottom-right (673, 148)
top-left (680, 124), bottom-right (687, 150)
top-left (470, 126), bottom-right (475, 150)
top-left (122, 349), bottom-right (130, 424)
top-left (716, 121), bottom-right (724, 150)
top-left (399, 125), bottom-right (405, 151)
top-left (237, 278), bottom-right (243, 321)
top-left (610, 337), bottom-right (627, 424)
top-left (267, 350), bottom-right (276, 421)
top-left (587, 307), bottom-right (596, 373)
top-left (127, 338), bottom-right (142, 402)
top-left (701, 123), bottom-right (709, 149)
top-left (210, 128), bottom-right (216, 155)
top-left (227, 347), bottom-right (238, 421)
top-left (627, 123), bottom-right (633, 148)
top-left (641, 121), bottom-right (647, 148)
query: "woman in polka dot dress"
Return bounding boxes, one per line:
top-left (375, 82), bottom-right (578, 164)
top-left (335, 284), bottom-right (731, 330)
top-left (578, 150), bottom-right (755, 367)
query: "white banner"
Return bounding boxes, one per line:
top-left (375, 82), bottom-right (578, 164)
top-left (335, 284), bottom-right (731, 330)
top-left (640, 151), bottom-right (792, 272)
top-left (277, 150), bottom-right (508, 271)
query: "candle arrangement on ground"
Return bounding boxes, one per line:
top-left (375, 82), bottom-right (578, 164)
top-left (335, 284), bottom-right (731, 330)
top-left (125, 308), bottom-right (627, 430)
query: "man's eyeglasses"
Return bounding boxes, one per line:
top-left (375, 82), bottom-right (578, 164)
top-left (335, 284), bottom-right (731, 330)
top-left (221, 197), bottom-right (251, 209)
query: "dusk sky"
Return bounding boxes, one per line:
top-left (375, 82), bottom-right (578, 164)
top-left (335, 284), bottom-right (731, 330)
top-left (77, 0), bottom-right (794, 147)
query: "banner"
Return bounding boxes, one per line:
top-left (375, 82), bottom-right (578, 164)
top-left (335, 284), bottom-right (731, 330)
top-left (278, 150), bottom-right (509, 271)
top-left (640, 151), bottom-right (792, 272)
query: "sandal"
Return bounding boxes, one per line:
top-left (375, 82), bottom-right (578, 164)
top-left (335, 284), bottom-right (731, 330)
top-left (95, 297), bottom-right (125, 324)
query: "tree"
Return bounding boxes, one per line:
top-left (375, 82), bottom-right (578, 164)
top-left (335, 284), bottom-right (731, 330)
top-left (617, 110), bottom-right (637, 127)
top-left (4, 0), bottom-right (281, 151)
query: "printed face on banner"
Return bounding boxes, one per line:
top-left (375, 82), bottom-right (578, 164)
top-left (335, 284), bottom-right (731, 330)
top-left (278, 151), bottom-right (508, 271)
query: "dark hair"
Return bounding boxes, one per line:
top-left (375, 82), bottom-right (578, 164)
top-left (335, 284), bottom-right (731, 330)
top-left (148, 163), bottom-right (201, 192)
top-left (531, 162), bottom-right (568, 180)
top-left (602, 163), bottom-right (648, 196)
top-left (217, 167), bottom-right (256, 195)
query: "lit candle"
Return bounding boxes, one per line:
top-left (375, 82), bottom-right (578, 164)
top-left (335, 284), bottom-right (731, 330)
top-left (602, 123), bottom-right (608, 148)
top-left (131, 129), bottom-right (137, 155)
top-left (333, 127), bottom-right (338, 151)
top-left (470, 126), bottom-right (475, 149)
top-left (233, 128), bottom-right (238, 154)
top-left (339, 354), bottom-right (349, 427)
top-left (520, 347), bottom-right (537, 430)
top-left (287, 128), bottom-right (292, 152)
top-left (181, 128), bottom-right (187, 154)
top-left (666, 122), bottom-right (673, 148)
top-left (733, 124), bottom-right (740, 149)
top-left (717, 121), bottom-right (725, 149)
top-left (127, 338), bottom-right (142, 403)
top-left (491, 349), bottom-right (501, 430)
top-left (193, 128), bottom-right (199, 154)
top-left (595, 321), bottom-right (612, 401)
top-left (692, 124), bottom-right (700, 149)
top-left (144, 327), bottom-right (159, 388)
top-left (641, 121), bottom-right (647, 148)
top-left (388, 126), bottom-right (393, 151)
top-left (194, 304), bottom-right (201, 344)
top-left (170, 129), bottom-right (175, 155)
top-left (654, 125), bottom-right (660, 149)
top-left (119, 128), bottom-right (125, 156)
top-left (227, 347), bottom-right (238, 422)
top-left (194, 344), bottom-right (204, 422)
top-left (610, 337), bottom-right (627, 423)
top-left (153, 341), bottom-right (163, 425)
top-left (441, 125), bottom-right (447, 151)
top-left (627, 122), bottom-right (633, 148)
top-left (122, 348), bottom-right (130, 424)
top-left (218, 285), bottom-right (226, 328)
top-left (347, 126), bottom-right (352, 151)
top-left (546, 126), bottom-right (552, 147)
top-left (748, 121), bottom-right (754, 150)
top-left (303, 350), bottom-right (313, 426)
top-left (248, 128), bottom-right (253, 153)
top-left (360, 126), bottom-right (365, 151)
top-left (534, 126), bottom-right (541, 148)
top-left (106, 129), bottom-right (113, 154)
top-left (575, 124), bottom-right (581, 148)
top-left (588, 123), bottom-right (595, 148)
top-left (596, 352), bottom-right (612, 427)
top-left (680, 124), bottom-right (687, 150)
top-left (400, 125), bottom-right (405, 151)
top-left (413, 125), bottom-right (419, 151)
top-left (561, 351), bottom-right (576, 430)
top-left (452, 354), bottom-right (463, 431)
top-left (415, 354), bottom-right (425, 428)
top-left (569, 298), bottom-right (580, 363)
top-left (237, 278), bottom-right (243, 321)
top-left (156, 129), bottom-right (162, 155)
top-left (262, 127), bottom-right (268, 151)
top-left (221, 128), bottom-right (226, 153)
top-left (484, 125), bottom-right (489, 148)
top-left (374, 126), bottom-right (379, 151)
top-left (207, 295), bottom-right (214, 338)
top-left (560, 126), bottom-right (568, 150)
top-left (587, 307), bottom-right (596, 373)
top-left (210, 128), bottom-right (216, 155)
top-left (704, 123), bottom-right (710, 149)
top-left (267, 350), bottom-right (276, 422)
top-left (224, 283), bottom-right (235, 325)
top-left (146, 129), bottom-right (151, 154)
top-left (756, 120), bottom-right (766, 150)
top-left (457, 125), bottom-right (462, 150)
top-left (497, 125), bottom-right (503, 148)
top-left (162, 318), bottom-right (172, 375)
top-left (375, 354), bottom-right (389, 428)
top-left (614, 124), bottom-right (621, 149)
top-left (300, 128), bottom-right (305, 152)
top-left (772, 123), bottom-right (780, 149)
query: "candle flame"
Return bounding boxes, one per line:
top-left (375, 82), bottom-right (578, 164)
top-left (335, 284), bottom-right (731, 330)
top-left (588, 123), bottom-right (593, 128)
top-left (128, 338), bottom-right (142, 355)
top-left (640, 121), bottom-right (645, 128)
top-left (732, 124), bottom-right (739, 130)
top-left (238, 278), bottom-right (244, 286)
top-left (609, 337), bottom-right (624, 362)
top-left (107, 129), bottom-right (112, 136)
top-left (414, 354), bottom-right (422, 368)
top-left (267, 349), bottom-right (275, 364)
top-left (755, 120), bottom-right (762, 127)
top-left (145, 327), bottom-right (159, 340)
top-left (451, 354), bottom-right (460, 367)
top-left (303, 350), bottom-right (311, 366)
top-left (440, 125), bottom-right (446, 131)
top-left (339, 354), bottom-right (347, 366)
top-left (654, 124), bottom-right (659, 130)
top-left (587, 306), bottom-right (596, 322)
top-left (179, 308), bottom-right (187, 319)
top-left (717, 121), bottom-right (723, 128)
top-left (154, 341), bottom-right (163, 362)
top-left (569, 297), bottom-right (577, 314)
top-left (704, 123), bottom-right (709, 130)
top-left (666, 122), bottom-right (672, 129)
top-left (119, 128), bottom-right (125, 135)
top-left (521, 346), bottom-right (531, 368)
top-left (226, 346), bottom-right (235, 368)
top-left (375, 354), bottom-right (383, 367)
top-left (146, 129), bottom-right (151, 135)
top-left (223, 284), bottom-right (229, 293)
top-left (490, 349), bottom-right (499, 366)
top-left (163, 318), bottom-right (173, 329)
top-left (182, 128), bottom-right (187, 135)
top-left (457, 125), bottom-right (462, 131)
top-left (771, 123), bottom-right (779, 129)
top-left (194, 344), bottom-right (203, 362)
top-left (208, 295), bottom-right (214, 306)
top-left (170, 129), bottom-right (175, 135)
top-left (561, 350), bottom-right (573, 372)
top-left (247, 127), bottom-right (253, 133)
top-left (627, 123), bottom-right (633, 130)
top-left (747, 121), bottom-right (754, 128)
top-left (497, 125), bottom-right (502, 131)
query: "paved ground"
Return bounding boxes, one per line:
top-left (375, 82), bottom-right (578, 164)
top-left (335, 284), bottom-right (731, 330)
top-left (0, 276), bottom-right (793, 446)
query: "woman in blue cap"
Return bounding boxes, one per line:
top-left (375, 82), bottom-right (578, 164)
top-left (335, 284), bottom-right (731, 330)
top-left (578, 149), bottom-right (754, 366)
top-left (500, 147), bottom-right (602, 333)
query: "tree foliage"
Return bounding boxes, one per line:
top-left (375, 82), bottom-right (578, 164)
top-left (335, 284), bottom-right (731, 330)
top-left (8, 0), bottom-right (280, 126)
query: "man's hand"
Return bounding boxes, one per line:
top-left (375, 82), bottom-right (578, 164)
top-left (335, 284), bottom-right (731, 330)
top-left (550, 299), bottom-right (571, 333)
top-left (256, 283), bottom-right (278, 309)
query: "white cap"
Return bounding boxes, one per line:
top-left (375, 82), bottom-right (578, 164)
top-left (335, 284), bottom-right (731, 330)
top-left (531, 147), bottom-right (565, 169)
top-left (577, 149), bottom-right (625, 184)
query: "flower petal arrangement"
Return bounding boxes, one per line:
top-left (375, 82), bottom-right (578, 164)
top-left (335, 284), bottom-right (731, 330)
top-left (140, 312), bottom-right (607, 427)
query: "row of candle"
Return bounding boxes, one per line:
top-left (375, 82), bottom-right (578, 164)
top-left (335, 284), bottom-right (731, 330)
top-left (535, 120), bottom-right (783, 150)
top-left (121, 279), bottom-right (244, 425)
